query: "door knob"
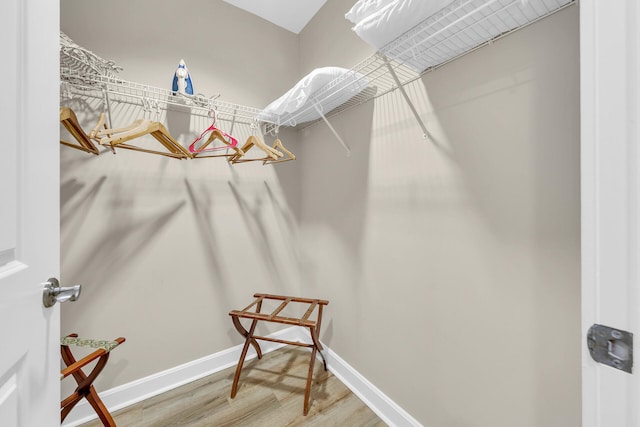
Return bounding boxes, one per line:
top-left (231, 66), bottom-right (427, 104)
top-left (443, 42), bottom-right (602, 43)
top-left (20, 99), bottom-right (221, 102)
top-left (42, 277), bottom-right (81, 308)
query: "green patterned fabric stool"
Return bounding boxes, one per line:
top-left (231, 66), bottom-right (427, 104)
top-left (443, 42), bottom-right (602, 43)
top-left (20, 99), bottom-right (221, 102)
top-left (60, 333), bottom-right (125, 426)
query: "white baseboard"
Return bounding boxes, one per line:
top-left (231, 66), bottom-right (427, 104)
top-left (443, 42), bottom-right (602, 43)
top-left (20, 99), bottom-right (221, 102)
top-left (322, 346), bottom-right (423, 427)
top-left (63, 327), bottom-right (422, 427)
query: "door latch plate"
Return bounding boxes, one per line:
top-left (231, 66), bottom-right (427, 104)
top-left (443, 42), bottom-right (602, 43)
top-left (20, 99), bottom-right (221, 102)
top-left (587, 324), bottom-right (633, 374)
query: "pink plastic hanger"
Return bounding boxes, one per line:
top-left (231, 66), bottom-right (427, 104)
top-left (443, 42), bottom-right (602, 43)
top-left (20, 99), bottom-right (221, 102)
top-left (189, 109), bottom-right (242, 157)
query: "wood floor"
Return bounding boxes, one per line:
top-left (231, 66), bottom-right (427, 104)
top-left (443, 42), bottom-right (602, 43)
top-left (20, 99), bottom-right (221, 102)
top-left (79, 346), bottom-right (387, 427)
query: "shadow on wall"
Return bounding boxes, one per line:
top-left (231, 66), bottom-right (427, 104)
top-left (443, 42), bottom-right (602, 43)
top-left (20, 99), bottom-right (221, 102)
top-left (420, 10), bottom-right (579, 245)
top-left (292, 100), bottom-right (376, 272)
top-left (228, 180), bottom-right (289, 286)
top-left (65, 196), bottom-right (187, 295)
top-left (60, 101), bottom-right (192, 299)
top-left (269, 127), bottom-right (303, 223)
top-left (184, 178), bottom-right (230, 297)
top-left (421, 8), bottom-right (581, 427)
top-left (61, 175), bottom-right (107, 251)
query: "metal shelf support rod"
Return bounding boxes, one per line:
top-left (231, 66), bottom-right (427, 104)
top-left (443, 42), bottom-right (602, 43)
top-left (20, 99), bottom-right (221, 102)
top-left (313, 103), bottom-right (351, 156)
top-left (381, 55), bottom-right (429, 139)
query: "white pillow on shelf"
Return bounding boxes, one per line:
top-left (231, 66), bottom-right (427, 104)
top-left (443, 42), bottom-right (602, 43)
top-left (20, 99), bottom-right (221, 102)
top-left (352, 0), bottom-right (452, 50)
top-left (258, 67), bottom-right (369, 126)
top-left (345, 0), bottom-right (396, 24)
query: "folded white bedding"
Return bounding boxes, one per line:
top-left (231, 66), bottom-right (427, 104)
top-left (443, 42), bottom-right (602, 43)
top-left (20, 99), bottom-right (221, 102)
top-left (352, 0), bottom-right (453, 51)
top-left (257, 67), bottom-right (369, 125)
top-left (345, 0), bottom-right (396, 24)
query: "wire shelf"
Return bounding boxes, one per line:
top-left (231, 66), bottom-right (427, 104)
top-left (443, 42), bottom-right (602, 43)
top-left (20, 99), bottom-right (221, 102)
top-left (60, 32), bottom-right (123, 79)
top-left (60, 0), bottom-right (575, 134)
top-left (381, 0), bottom-right (574, 73)
top-left (60, 68), bottom-right (270, 125)
top-left (60, 32), bottom-right (273, 126)
top-left (269, 0), bottom-right (574, 130)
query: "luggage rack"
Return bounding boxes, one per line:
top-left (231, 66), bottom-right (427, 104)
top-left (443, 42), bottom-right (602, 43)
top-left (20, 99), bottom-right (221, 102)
top-left (228, 293), bottom-right (330, 416)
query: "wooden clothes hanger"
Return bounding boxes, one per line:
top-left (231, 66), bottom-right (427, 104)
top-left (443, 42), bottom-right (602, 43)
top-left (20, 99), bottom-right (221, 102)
top-left (228, 121), bottom-right (284, 164)
top-left (59, 107), bottom-right (100, 155)
top-left (262, 138), bottom-right (295, 165)
top-left (95, 115), bottom-right (193, 160)
top-left (88, 112), bottom-right (109, 144)
top-left (228, 135), bottom-right (284, 164)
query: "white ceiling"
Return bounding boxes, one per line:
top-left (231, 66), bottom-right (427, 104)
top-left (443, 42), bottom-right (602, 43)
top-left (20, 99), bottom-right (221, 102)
top-left (222, 0), bottom-right (328, 34)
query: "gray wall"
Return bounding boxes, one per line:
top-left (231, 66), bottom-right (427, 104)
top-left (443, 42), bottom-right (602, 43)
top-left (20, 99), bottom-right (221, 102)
top-left (61, 0), bottom-right (581, 425)
top-left (296, 1), bottom-right (581, 426)
top-left (60, 0), bottom-right (303, 395)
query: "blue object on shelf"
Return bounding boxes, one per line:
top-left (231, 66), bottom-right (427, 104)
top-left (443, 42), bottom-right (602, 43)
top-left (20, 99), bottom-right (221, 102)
top-left (172, 59), bottom-right (194, 96)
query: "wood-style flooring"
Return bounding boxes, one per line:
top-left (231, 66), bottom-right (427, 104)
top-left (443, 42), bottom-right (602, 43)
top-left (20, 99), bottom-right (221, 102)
top-left (79, 346), bottom-right (387, 427)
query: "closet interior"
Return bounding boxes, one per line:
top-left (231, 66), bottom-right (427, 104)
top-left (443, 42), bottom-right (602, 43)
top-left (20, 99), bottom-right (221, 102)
top-left (60, 0), bottom-right (581, 426)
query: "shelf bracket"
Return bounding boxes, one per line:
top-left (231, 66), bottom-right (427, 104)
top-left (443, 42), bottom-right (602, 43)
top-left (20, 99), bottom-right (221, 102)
top-left (229, 108), bottom-right (238, 135)
top-left (101, 86), bottom-right (113, 128)
top-left (313, 103), bottom-right (351, 156)
top-left (381, 54), bottom-right (430, 139)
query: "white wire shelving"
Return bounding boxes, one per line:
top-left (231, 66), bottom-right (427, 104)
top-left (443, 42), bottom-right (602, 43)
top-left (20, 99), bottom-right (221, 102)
top-left (268, 0), bottom-right (575, 141)
top-left (60, 32), bottom-right (272, 127)
top-left (61, 0), bottom-right (576, 153)
top-left (60, 68), bottom-right (265, 125)
top-left (381, 0), bottom-right (575, 73)
top-left (60, 32), bottom-right (122, 79)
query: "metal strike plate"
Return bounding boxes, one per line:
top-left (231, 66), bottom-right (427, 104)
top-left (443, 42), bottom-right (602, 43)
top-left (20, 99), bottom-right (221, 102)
top-left (587, 324), bottom-right (633, 373)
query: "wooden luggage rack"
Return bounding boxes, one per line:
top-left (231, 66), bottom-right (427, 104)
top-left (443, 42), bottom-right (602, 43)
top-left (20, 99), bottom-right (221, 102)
top-left (60, 333), bottom-right (126, 426)
top-left (228, 293), bottom-right (329, 415)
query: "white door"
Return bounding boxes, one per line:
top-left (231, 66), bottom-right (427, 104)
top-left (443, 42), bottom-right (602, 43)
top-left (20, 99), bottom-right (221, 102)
top-left (0, 0), bottom-right (61, 425)
top-left (581, 0), bottom-right (640, 426)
